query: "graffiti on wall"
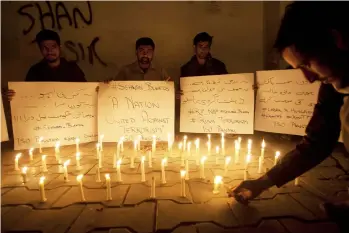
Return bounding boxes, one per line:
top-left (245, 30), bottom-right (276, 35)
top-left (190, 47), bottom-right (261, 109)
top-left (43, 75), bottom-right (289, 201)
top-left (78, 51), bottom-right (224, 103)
top-left (17, 1), bottom-right (107, 66)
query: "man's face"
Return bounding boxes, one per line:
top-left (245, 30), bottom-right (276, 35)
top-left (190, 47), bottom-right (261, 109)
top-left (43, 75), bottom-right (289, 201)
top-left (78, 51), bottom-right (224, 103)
top-left (136, 45), bottom-right (154, 69)
top-left (40, 40), bottom-right (60, 63)
top-left (282, 45), bottom-right (348, 90)
top-left (195, 41), bottom-right (211, 59)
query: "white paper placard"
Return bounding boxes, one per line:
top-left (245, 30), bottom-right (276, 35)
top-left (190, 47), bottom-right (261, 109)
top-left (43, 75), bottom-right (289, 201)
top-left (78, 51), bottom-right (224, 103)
top-left (1, 95), bottom-right (9, 142)
top-left (98, 81), bottom-right (175, 141)
top-left (255, 69), bottom-right (320, 135)
top-left (180, 73), bottom-right (255, 134)
top-left (9, 82), bottom-right (98, 150)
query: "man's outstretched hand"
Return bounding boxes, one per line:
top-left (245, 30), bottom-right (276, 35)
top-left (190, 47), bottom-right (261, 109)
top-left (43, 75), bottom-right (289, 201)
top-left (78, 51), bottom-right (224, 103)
top-left (227, 177), bottom-right (274, 205)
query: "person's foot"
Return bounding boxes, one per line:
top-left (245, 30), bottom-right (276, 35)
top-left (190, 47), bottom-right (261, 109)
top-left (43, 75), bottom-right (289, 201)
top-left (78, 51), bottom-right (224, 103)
top-left (320, 200), bottom-right (349, 232)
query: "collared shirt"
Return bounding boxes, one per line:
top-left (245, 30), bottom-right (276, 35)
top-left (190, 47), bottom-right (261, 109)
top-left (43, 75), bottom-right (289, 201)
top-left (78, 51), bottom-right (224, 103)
top-left (114, 61), bottom-right (169, 81)
top-left (180, 55), bottom-right (228, 78)
top-left (25, 58), bottom-right (86, 82)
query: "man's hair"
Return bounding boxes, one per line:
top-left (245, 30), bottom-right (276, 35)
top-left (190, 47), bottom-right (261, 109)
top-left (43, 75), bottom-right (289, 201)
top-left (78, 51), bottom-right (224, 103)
top-left (193, 32), bottom-right (213, 46)
top-left (274, 2), bottom-right (349, 57)
top-left (136, 37), bottom-right (155, 50)
top-left (36, 29), bottom-right (61, 46)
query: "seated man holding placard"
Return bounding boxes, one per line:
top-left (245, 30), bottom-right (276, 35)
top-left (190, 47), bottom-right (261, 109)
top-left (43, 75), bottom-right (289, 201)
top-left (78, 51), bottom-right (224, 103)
top-left (228, 2), bottom-right (349, 230)
top-left (180, 32), bottom-right (228, 78)
top-left (110, 37), bottom-right (171, 81)
top-left (4, 29), bottom-right (86, 101)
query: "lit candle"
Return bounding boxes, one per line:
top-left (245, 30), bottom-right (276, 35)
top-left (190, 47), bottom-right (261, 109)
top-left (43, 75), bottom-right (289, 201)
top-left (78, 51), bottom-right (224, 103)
top-left (63, 160), bottom-right (70, 182)
top-left (39, 176), bottom-right (47, 202)
top-left (76, 152), bottom-right (82, 171)
top-left (245, 154), bottom-right (251, 170)
top-left (113, 143), bottom-right (119, 168)
top-left (76, 174), bottom-right (86, 201)
top-left (207, 134), bottom-right (211, 144)
top-left (274, 151), bottom-right (280, 165)
top-left (137, 135), bottom-right (141, 151)
top-left (14, 153), bottom-right (22, 171)
top-left (148, 151), bottom-right (152, 168)
top-left (221, 133), bottom-right (225, 155)
top-left (120, 136), bottom-right (124, 152)
top-left (224, 156), bottom-right (231, 176)
top-left (195, 138), bottom-right (200, 155)
top-left (116, 159), bottom-right (122, 182)
top-left (38, 137), bottom-right (43, 153)
top-left (75, 137), bottom-right (80, 153)
top-left (261, 139), bottom-right (265, 158)
top-left (21, 167), bottom-right (28, 183)
top-left (55, 141), bottom-right (60, 162)
top-left (200, 156), bottom-right (207, 179)
top-left (234, 140), bottom-right (240, 164)
top-left (180, 170), bottom-right (186, 197)
top-left (150, 176), bottom-right (156, 198)
top-left (152, 135), bottom-right (156, 153)
top-left (206, 142), bottom-right (211, 156)
top-left (96, 167), bottom-right (101, 182)
top-left (295, 177), bottom-right (300, 186)
top-left (105, 173), bottom-right (112, 201)
top-left (215, 146), bottom-right (220, 165)
top-left (183, 135), bottom-right (187, 152)
top-left (98, 148), bottom-right (103, 168)
top-left (41, 155), bottom-right (48, 172)
top-left (213, 175), bottom-right (223, 194)
top-left (131, 141), bottom-right (136, 169)
top-left (141, 155), bottom-right (146, 182)
top-left (247, 139), bottom-right (252, 155)
top-left (238, 137), bottom-right (242, 144)
top-left (96, 143), bottom-right (100, 159)
top-left (258, 155), bottom-right (263, 174)
top-left (187, 142), bottom-right (191, 157)
top-left (185, 159), bottom-right (189, 180)
top-left (161, 158), bottom-right (167, 184)
top-left (29, 148), bottom-right (34, 161)
top-left (99, 134), bottom-right (104, 151)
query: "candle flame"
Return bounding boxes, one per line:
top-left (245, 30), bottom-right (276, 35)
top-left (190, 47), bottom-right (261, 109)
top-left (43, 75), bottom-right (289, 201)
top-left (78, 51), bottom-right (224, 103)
top-left (39, 137), bottom-right (43, 142)
top-left (22, 167), bottom-right (28, 174)
top-left (55, 141), bottom-right (60, 148)
top-left (180, 170), bottom-right (186, 177)
top-left (96, 143), bottom-right (100, 149)
top-left (214, 175), bottom-right (223, 184)
top-left (261, 139), bottom-right (266, 148)
top-left (152, 135), bottom-right (156, 139)
top-left (29, 148), bottom-right (34, 153)
top-left (117, 159), bottom-right (122, 165)
top-left (64, 160), bottom-right (70, 167)
top-left (105, 173), bottom-right (110, 180)
top-left (207, 134), bottom-right (211, 139)
top-left (235, 140), bottom-right (240, 150)
top-left (201, 156), bottom-right (207, 164)
top-left (77, 174), bottom-right (83, 181)
top-left (76, 152), bottom-right (80, 158)
top-left (238, 137), bottom-right (242, 143)
top-left (216, 146), bottom-right (220, 153)
top-left (75, 137), bottom-right (80, 143)
top-left (225, 156), bottom-right (231, 164)
top-left (120, 136), bottom-right (125, 141)
top-left (246, 154), bottom-right (251, 164)
top-left (42, 154), bottom-right (46, 160)
top-left (178, 142), bottom-right (183, 150)
top-left (221, 133), bottom-right (225, 137)
top-left (39, 176), bottom-right (45, 184)
top-left (15, 153), bottom-right (22, 160)
top-left (141, 155), bottom-right (145, 162)
top-left (195, 138), bottom-right (200, 146)
top-left (161, 158), bottom-right (167, 165)
top-left (184, 135), bottom-right (187, 140)
top-left (275, 151), bottom-right (280, 158)
top-left (100, 134), bottom-right (104, 140)
top-left (187, 142), bottom-right (191, 150)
